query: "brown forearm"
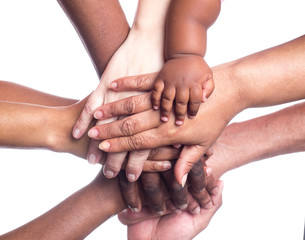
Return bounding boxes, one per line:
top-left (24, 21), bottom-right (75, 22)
top-left (0, 172), bottom-right (125, 240)
top-left (165, 0), bottom-right (220, 59)
top-left (57, 0), bottom-right (129, 77)
top-left (0, 80), bottom-right (77, 106)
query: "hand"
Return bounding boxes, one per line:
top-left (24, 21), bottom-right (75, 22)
top-left (89, 68), bottom-right (241, 185)
top-left (120, 159), bottom-right (215, 214)
top-left (152, 56), bottom-right (214, 125)
top-left (72, 26), bottom-right (165, 182)
top-left (49, 97), bottom-right (180, 173)
top-left (118, 180), bottom-right (223, 240)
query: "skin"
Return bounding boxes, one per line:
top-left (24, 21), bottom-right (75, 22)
top-left (57, 0), bottom-right (129, 77)
top-left (0, 80), bottom-right (219, 239)
top-left (152, 0), bottom-right (221, 124)
top-left (90, 34), bottom-right (305, 185)
top-left (73, 0), bottom-right (172, 184)
top-left (2, 34), bottom-right (305, 239)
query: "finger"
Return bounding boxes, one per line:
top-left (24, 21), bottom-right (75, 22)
top-left (140, 172), bottom-right (166, 215)
top-left (161, 167), bottom-right (189, 210)
top-left (119, 171), bottom-right (142, 213)
top-left (188, 160), bottom-right (206, 192)
top-left (151, 79), bottom-right (164, 110)
top-left (190, 165), bottom-right (217, 209)
top-left (87, 140), bottom-right (104, 165)
top-left (72, 93), bottom-right (101, 139)
top-left (118, 207), bottom-right (163, 226)
top-left (160, 86), bottom-right (175, 122)
top-left (99, 128), bottom-right (167, 153)
top-left (174, 87), bottom-right (189, 125)
top-left (93, 93), bottom-right (152, 120)
top-left (103, 152), bottom-right (128, 178)
top-left (89, 109), bottom-right (160, 140)
top-left (174, 145), bottom-right (206, 186)
top-left (188, 87), bottom-right (202, 118)
top-left (142, 160), bottom-right (172, 172)
top-left (202, 77), bottom-right (214, 101)
top-left (125, 150), bottom-right (150, 182)
top-left (148, 147), bottom-right (180, 161)
top-left (186, 192), bottom-right (201, 215)
top-left (109, 73), bottom-right (158, 92)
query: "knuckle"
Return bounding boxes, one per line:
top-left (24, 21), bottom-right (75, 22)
top-left (121, 118), bottom-right (137, 136)
top-left (128, 135), bottom-right (147, 150)
top-left (123, 98), bottom-right (137, 115)
top-left (148, 148), bottom-right (158, 158)
top-left (143, 186), bottom-right (160, 197)
top-left (84, 103), bottom-right (96, 116)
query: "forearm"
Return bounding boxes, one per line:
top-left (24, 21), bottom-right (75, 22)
top-left (57, 0), bottom-right (129, 77)
top-left (208, 101), bottom-right (305, 178)
top-left (232, 35), bottom-right (305, 108)
top-left (165, 0), bottom-right (220, 59)
top-left (0, 80), bottom-right (77, 106)
top-left (0, 172), bottom-right (125, 240)
top-left (0, 96), bottom-right (89, 158)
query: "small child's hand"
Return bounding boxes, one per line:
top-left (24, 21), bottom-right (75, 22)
top-left (152, 55), bottom-right (214, 125)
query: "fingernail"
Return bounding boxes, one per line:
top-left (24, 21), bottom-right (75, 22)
top-left (99, 141), bottom-right (110, 151)
top-left (162, 162), bottom-right (171, 170)
top-left (104, 169), bottom-right (115, 178)
top-left (205, 167), bottom-right (212, 177)
top-left (110, 82), bottom-right (118, 89)
top-left (181, 173), bottom-right (188, 188)
top-left (94, 110), bottom-right (103, 119)
top-left (202, 92), bottom-right (207, 102)
top-left (155, 211), bottom-right (165, 215)
top-left (179, 204), bottom-right (188, 210)
top-left (88, 128), bottom-right (99, 138)
top-left (130, 207), bottom-right (140, 213)
top-left (73, 128), bottom-right (80, 138)
top-left (211, 186), bottom-right (219, 195)
top-left (88, 154), bottom-right (96, 164)
top-left (175, 209), bottom-right (182, 214)
top-left (127, 173), bottom-right (136, 182)
top-left (173, 144), bottom-right (181, 148)
top-left (161, 116), bottom-right (168, 122)
top-left (153, 105), bottom-right (159, 110)
top-left (175, 120), bottom-right (183, 126)
top-left (189, 115), bottom-right (195, 119)
top-left (193, 206), bottom-right (201, 215)
top-left (204, 201), bottom-right (213, 209)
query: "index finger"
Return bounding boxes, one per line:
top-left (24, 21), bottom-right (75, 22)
top-left (109, 72), bottom-right (158, 92)
top-left (93, 93), bottom-right (152, 120)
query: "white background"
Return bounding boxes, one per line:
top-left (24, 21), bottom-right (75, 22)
top-left (0, 0), bottom-right (304, 239)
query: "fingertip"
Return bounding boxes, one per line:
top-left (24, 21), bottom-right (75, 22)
top-left (72, 127), bottom-right (81, 139)
top-left (175, 120), bottom-right (184, 126)
top-left (99, 141), bottom-right (111, 151)
top-left (109, 81), bottom-right (118, 89)
top-left (161, 116), bottom-right (169, 122)
top-left (88, 128), bottom-right (99, 138)
top-left (94, 110), bottom-right (103, 119)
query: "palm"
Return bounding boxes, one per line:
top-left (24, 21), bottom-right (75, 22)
top-left (127, 208), bottom-right (218, 240)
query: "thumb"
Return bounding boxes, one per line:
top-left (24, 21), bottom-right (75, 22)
top-left (109, 72), bottom-right (158, 92)
top-left (202, 78), bottom-right (215, 101)
top-left (174, 145), bottom-right (206, 186)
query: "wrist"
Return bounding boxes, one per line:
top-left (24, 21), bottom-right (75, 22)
top-left (46, 99), bottom-right (89, 159)
top-left (132, 0), bottom-right (170, 38)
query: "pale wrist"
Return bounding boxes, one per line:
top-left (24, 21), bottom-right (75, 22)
top-left (131, 0), bottom-right (170, 38)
